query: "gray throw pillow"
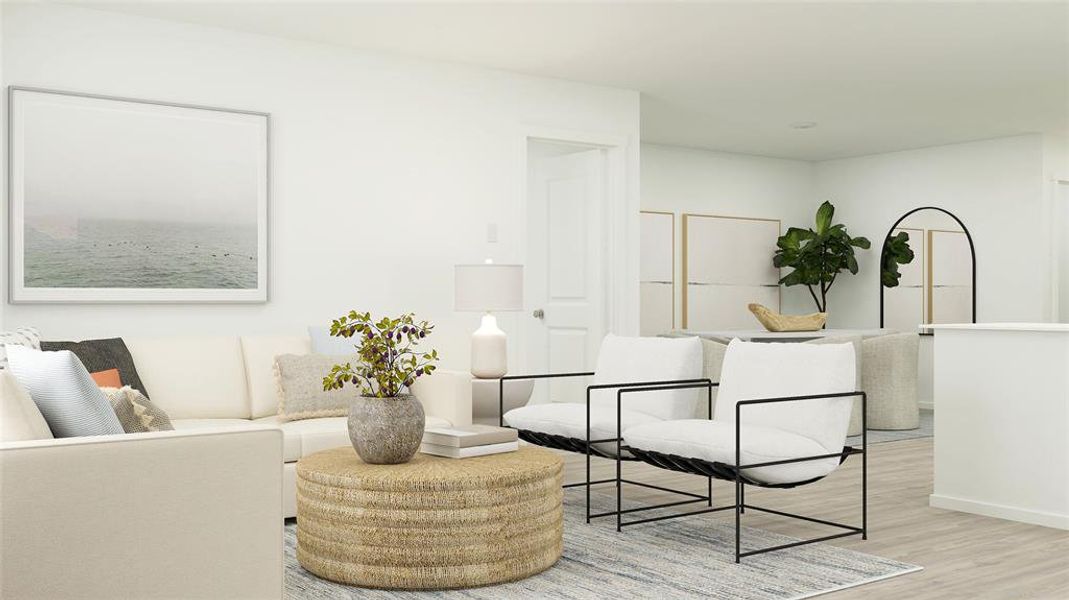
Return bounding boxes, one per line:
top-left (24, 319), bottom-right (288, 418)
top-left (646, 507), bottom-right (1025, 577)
top-left (275, 353), bottom-right (361, 422)
top-left (41, 338), bottom-right (151, 399)
top-left (101, 386), bottom-right (174, 433)
top-left (6, 346), bottom-right (124, 438)
top-left (0, 327), bottom-right (41, 369)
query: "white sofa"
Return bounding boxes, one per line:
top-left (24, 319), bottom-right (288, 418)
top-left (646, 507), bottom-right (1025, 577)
top-left (0, 333), bottom-right (471, 599)
top-left (122, 334), bottom-right (472, 517)
top-left (1, 425), bottom-right (285, 599)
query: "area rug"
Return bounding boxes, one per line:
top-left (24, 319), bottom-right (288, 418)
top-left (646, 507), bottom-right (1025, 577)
top-left (285, 489), bottom-right (921, 599)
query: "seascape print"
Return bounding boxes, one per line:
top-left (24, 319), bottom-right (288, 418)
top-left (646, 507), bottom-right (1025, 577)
top-left (24, 218), bottom-right (257, 289)
top-left (11, 88), bottom-right (267, 301)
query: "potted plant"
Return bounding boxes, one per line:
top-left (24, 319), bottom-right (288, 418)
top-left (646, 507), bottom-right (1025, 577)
top-left (880, 231), bottom-right (916, 287)
top-left (323, 311), bottom-right (438, 464)
top-left (772, 201), bottom-right (871, 313)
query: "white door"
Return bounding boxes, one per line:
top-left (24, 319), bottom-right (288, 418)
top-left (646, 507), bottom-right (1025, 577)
top-left (525, 147), bottom-right (606, 404)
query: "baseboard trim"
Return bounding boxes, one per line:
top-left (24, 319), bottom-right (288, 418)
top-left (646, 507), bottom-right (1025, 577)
top-left (929, 494), bottom-right (1069, 530)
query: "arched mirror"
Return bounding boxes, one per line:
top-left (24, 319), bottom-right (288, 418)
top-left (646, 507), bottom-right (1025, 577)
top-left (879, 207), bottom-right (976, 331)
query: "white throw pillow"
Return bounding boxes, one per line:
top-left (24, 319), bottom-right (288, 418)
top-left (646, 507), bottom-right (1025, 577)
top-left (0, 371), bottom-right (53, 442)
top-left (0, 327), bottom-right (41, 369)
top-left (6, 346), bottom-right (124, 438)
top-left (590, 334), bottom-right (704, 420)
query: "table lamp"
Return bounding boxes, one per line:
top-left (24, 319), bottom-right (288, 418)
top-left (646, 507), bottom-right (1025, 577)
top-left (454, 260), bottom-right (523, 378)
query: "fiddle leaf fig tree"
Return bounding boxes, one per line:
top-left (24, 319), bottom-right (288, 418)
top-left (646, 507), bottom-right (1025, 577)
top-left (772, 201), bottom-right (871, 313)
top-left (880, 231), bottom-right (916, 288)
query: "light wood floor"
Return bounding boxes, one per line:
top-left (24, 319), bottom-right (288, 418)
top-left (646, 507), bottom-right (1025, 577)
top-left (558, 438), bottom-right (1069, 599)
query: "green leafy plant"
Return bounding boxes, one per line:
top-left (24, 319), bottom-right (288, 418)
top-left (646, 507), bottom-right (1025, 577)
top-left (322, 311), bottom-right (438, 398)
top-left (880, 231), bottom-right (916, 287)
top-left (772, 201), bottom-right (871, 312)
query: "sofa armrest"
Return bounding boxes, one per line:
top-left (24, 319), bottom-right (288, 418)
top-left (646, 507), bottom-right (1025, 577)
top-left (0, 427), bottom-right (283, 600)
top-left (411, 369), bottom-right (472, 427)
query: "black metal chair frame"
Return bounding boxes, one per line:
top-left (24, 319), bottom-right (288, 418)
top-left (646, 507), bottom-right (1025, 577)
top-left (498, 373), bottom-right (717, 523)
top-left (612, 382), bottom-right (867, 563)
top-left (498, 374), bottom-right (867, 563)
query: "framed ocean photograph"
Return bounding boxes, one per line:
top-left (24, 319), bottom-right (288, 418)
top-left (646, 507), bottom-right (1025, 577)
top-left (8, 87), bottom-right (268, 303)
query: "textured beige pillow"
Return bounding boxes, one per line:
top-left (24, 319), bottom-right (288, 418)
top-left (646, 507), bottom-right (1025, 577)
top-left (101, 386), bottom-right (174, 433)
top-left (275, 354), bottom-right (361, 422)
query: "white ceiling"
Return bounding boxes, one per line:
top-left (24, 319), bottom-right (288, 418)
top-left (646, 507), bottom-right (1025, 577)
top-left (67, 1), bottom-right (1069, 160)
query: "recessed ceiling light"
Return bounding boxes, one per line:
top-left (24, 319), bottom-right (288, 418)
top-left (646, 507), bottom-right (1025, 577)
top-left (790, 121), bottom-right (818, 130)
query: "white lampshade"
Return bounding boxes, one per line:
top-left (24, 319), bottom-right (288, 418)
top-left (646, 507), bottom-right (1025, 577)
top-left (454, 264), bottom-right (523, 312)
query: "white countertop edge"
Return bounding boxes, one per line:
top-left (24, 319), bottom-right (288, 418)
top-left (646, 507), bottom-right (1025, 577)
top-left (925, 323), bottom-right (1069, 332)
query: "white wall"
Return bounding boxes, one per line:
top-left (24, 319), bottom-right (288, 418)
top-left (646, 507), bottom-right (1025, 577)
top-left (639, 143), bottom-right (817, 324)
top-left (815, 134), bottom-right (1051, 328)
top-left (0, 4), bottom-right (640, 372)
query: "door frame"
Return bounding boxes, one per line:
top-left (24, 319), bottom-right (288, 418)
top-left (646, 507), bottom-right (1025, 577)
top-left (1051, 178), bottom-right (1069, 321)
top-left (516, 126), bottom-right (637, 373)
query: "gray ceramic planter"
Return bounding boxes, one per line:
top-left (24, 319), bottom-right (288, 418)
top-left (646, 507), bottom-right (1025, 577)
top-left (348, 394), bottom-right (425, 464)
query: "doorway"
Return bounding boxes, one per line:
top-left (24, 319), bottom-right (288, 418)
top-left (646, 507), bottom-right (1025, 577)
top-left (524, 139), bottom-right (610, 404)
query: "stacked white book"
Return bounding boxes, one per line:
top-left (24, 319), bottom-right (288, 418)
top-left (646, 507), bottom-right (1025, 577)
top-left (420, 425), bottom-right (519, 459)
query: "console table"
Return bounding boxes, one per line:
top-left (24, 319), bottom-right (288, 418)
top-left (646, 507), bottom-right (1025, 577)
top-left (296, 446), bottom-right (563, 589)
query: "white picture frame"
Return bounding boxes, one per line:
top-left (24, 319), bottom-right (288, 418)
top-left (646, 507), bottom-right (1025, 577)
top-left (8, 86), bottom-right (269, 303)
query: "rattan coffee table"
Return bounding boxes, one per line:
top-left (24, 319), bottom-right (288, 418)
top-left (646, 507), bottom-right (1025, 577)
top-left (296, 445), bottom-right (564, 590)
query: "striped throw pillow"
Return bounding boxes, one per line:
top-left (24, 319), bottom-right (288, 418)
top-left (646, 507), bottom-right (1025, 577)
top-left (6, 345), bottom-right (124, 438)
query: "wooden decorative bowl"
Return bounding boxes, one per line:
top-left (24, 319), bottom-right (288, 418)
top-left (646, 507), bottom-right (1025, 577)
top-left (748, 303), bottom-right (827, 332)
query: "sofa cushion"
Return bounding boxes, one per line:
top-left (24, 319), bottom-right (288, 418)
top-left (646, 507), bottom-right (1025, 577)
top-left (171, 418), bottom-right (262, 431)
top-left (125, 337), bottom-right (251, 419)
top-left (40, 338), bottom-right (150, 399)
top-left (0, 371), bottom-right (53, 442)
top-left (6, 346), bottom-right (124, 438)
top-left (503, 402), bottom-right (660, 456)
top-left (239, 335), bottom-right (311, 419)
top-left (254, 414), bottom-right (452, 463)
top-left (591, 334), bottom-right (704, 421)
top-left (623, 419), bottom-right (840, 486)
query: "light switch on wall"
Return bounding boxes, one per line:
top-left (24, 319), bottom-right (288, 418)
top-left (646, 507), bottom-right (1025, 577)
top-left (487, 223), bottom-right (498, 243)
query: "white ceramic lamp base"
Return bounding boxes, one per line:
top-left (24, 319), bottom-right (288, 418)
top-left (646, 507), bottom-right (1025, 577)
top-left (471, 313), bottom-right (508, 379)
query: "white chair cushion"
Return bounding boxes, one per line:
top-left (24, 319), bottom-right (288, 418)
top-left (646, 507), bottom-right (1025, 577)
top-left (125, 337), bottom-right (251, 419)
top-left (253, 414), bottom-right (452, 463)
top-left (623, 419), bottom-right (841, 485)
top-left (239, 335), bottom-right (311, 419)
top-left (591, 334), bottom-right (704, 420)
top-left (714, 339), bottom-right (856, 454)
top-left (0, 371), bottom-right (53, 442)
top-left (504, 402), bottom-right (661, 456)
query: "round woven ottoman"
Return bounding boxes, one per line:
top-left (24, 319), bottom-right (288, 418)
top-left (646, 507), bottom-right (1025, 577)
top-left (296, 445), bottom-right (563, 590)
